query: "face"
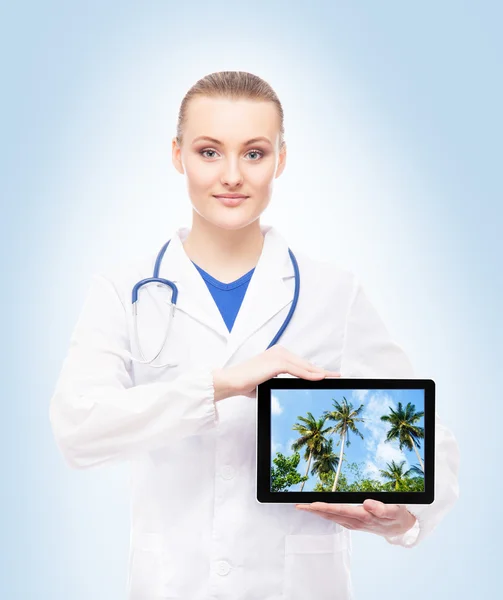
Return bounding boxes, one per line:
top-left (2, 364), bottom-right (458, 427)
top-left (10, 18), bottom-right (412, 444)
top-left (172, 95), bottom-right (286, 230)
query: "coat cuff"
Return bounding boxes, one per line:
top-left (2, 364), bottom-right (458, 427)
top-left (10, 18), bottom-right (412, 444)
top-left (384, 505), bottom-right (422, 548)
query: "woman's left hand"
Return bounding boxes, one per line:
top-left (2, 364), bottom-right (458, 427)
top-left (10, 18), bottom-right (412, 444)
top-left (295, 499), bottom-right (417, 537)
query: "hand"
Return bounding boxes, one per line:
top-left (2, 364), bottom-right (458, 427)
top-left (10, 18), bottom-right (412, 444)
top-left (212, 345), bottom-right (340, 401)
top-left (295, 500), bottom-right (417, 537)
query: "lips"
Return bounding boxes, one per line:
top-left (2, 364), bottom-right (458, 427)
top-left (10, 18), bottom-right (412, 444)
top-left (213, 194), bottom-right (248, 207)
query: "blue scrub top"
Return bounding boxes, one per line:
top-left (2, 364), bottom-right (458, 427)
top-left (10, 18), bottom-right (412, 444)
top-left (191, 261), bottom-right (255, 332)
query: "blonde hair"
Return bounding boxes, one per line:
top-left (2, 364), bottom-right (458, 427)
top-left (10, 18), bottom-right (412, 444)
top-left (175, 71), bottom-right (285, 150)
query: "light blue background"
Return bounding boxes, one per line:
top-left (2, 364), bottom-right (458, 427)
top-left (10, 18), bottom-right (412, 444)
top-left (2, 1), bottom-right (501, 598)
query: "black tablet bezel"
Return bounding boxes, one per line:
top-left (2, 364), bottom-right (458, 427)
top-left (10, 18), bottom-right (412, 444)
top-left (257, 377), bottom-right (435, 505)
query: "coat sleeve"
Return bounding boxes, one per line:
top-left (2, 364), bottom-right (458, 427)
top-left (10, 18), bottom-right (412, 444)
top-left (49, 272), bottom-right (219, 470)
top-left (340, 275), bottom-right (460, 548)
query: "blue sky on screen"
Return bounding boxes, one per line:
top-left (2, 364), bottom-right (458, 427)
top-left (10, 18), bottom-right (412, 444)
top-left (271, 388), bottom-right (425, 492)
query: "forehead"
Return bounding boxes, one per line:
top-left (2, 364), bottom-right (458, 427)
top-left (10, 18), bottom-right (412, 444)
top-left (184, 96), bottom-right (280, 143)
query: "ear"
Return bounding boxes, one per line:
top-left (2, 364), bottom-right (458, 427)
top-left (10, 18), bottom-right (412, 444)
top-left (275, 142), bottom-right (287, 178)
top-left (172, 137), bottom-right (184, 174)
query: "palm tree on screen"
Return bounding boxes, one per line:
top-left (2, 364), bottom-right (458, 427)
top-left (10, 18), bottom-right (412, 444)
top-left (310, 438), bottom-right (340, 481)
top-left (409, 464), bottom-right (425, 476)
top-left (380, 402), bottom-right (425, 472)
top-left (291, 413), bottom-right (332, 492)
top-left (322, 396), bottom-right (365, 492)
top-left (379, 459), bottom-right (414, 491)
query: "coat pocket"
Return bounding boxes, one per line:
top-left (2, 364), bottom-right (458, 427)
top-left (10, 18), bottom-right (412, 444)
top-left (128, 533), bottom-right (173, 599)
top-left (283, 531), bottom-right (353, 600)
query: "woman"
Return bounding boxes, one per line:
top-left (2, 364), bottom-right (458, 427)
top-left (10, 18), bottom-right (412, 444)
top-left (50, 71), bottom-right (459, 600)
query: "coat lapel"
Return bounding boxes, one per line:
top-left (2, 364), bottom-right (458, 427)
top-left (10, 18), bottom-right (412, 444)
top-left (153, 223), bottom-right (295, 363)
top-left (153, 227), bottom-right (230, 340)
top-left (223, 226), bottom-right (294, 362)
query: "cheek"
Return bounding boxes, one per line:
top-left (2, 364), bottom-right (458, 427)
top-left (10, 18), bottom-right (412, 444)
top-left (247, 163), bottom-right (276, 190)
top-left (184, 160), bottom-right (217, 189)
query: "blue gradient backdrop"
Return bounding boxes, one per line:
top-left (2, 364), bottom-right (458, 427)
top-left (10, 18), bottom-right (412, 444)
top-left (2, 1), bottom-right (501, 598)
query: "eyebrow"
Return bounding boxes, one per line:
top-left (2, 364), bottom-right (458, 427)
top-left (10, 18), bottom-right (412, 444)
top-left (191, 135), bottom-right (272, 146)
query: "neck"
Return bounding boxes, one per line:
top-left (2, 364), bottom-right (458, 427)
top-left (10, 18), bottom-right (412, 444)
top-left (182, 212), bottom-right (265, 282)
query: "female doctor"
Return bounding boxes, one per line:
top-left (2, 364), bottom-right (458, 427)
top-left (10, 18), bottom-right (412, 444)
top-left (49, 71), bottom-right (460, 600)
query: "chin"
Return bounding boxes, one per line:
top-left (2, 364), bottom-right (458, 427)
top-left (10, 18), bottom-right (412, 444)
top-left (204, 209), bottom-right (262, 231)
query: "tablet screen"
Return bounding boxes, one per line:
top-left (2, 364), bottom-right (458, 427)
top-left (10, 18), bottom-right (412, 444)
top-left (271, 388), bottom-right (425, 493)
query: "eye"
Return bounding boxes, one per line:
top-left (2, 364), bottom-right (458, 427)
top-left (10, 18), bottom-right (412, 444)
top-left (200, 148), bottom-right (219, 159)
top-left (246, 149), bottom-right (264, 161)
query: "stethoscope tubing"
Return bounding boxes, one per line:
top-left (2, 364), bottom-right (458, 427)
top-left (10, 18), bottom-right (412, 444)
top-left (131, 240), bottom-right (299, 367)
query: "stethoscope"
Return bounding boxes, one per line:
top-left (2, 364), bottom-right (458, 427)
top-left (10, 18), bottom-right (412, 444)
top-left (131, 239), bottom-right (300, 367)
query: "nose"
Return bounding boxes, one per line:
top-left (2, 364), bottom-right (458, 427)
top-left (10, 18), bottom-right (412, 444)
top-left (220, 155), bottom-right (244, 188)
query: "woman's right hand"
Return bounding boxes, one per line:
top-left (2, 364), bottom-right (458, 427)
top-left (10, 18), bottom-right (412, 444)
top-left (211, 345), bottom-right (341, 401)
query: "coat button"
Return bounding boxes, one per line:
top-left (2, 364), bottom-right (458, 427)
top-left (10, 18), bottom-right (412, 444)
top-left (215, 560), bottom-right (231, 576)
top-left (221, 465), bottom-right (234, 480)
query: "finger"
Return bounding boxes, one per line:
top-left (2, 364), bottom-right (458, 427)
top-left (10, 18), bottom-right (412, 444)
top-left (286, 360), bottom-right (336, 380)
top-left (336, 519), bottom-right (363, 530)
top-left (363, 500), bottom-right (398, 520)
top-left (276, 348), bottom-right (335, 376)
top-left (289, 364), bottom-right (328, 380)
top-left (309, 503), bottom-right (369, 523)
top-left (305, 512), bottom-right (361, 529)
top-left (301, 361), bottom-right (340, 378)
top-left (285, 353), bottom-right (327, 373)
top-left (299, 507), bottom-right (379, 529)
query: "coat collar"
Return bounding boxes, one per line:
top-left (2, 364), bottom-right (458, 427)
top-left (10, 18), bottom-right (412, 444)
top-left (153, 223), bottom-right (296, 364)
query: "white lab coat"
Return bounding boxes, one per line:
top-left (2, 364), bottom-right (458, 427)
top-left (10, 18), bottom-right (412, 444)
top-left (49, 223), bottom-right (460, 600)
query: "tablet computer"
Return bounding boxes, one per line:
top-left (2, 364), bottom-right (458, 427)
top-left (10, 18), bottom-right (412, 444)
top-left (257, 377), bottom-right (434, 505)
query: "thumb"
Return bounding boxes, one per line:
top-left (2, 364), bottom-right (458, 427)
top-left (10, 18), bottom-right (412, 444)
top-left (363, 499), bottom-right (384, 516)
